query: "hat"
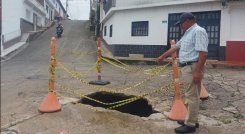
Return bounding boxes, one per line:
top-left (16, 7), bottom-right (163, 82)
top-left (175, 12), bottom-right (195, 25)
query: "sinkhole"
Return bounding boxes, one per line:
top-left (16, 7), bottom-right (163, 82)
top-left (80, 91), bottom-right (157, 117)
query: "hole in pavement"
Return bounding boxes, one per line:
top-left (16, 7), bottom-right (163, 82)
top-left (79, 91), bottom-right (158, 117)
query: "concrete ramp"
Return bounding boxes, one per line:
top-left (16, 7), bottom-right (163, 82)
top-left (20, 33), bottom-right (30, 42)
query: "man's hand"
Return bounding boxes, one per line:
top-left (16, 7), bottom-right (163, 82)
top-left (156, 55), bottom-right (165, 64)
top-left (155, 40), bottom-right (177, 64)
top-left (170, 40), bottom-right (176, 45)
top-left (193, 71), bottom-right (202, 84)
top-left (193, 52), bottom-right (206, 84)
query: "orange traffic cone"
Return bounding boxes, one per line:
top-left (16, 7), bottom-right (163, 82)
top-left (168, 40), bottom-right (187, 121)
top-left (38, 37), bottom-right (61, 113)
top-left (200, 84), bottom-right (209, 99)
top-left (38, 92), bottom-right (61, 113)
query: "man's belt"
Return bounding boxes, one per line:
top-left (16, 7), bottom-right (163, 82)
top-left (179, 61), bottom-right (198, 67)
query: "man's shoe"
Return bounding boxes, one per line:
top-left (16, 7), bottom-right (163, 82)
top-left (175, 125), bottom-right (196, 133)
top-left (177, 121), bottom-right (199, 128)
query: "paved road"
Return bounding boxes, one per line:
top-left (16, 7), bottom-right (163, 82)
top-left (1, 20), bottom-right (245, 134)
top-left (1, 20), bottom-right (99, 133)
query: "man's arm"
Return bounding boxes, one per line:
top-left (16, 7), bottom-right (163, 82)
top-left (193, 51), bottom-right (207, 84)
top-left (156, 40), bottom-right (178, 63)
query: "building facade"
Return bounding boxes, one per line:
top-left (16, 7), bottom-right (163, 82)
top-left (1, 0), bottom-right (66, 53)
top-left (99, 0), bottom-right (245, 61)
top-left (44, 0), bottom-right (66, 21)
top-left (2, 0), bottom-right (46, 50)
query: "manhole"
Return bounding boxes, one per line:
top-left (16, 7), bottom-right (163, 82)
top-left (80, 91), bottom-right (157, 117)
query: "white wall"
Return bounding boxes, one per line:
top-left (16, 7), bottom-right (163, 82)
top-left (55, 1), bottom-right (65, 18)
top-left (103, 1), bottom-right (222, 46)
top-left (23, 2), bottom-right (46, 27)
top-left (115, 0), bottom-right (217, 8)
top-left (220, 2), bottom-right (245, 46)
top-left (116, 0), bottom-right (168, 7)
top-left (1, 0), bottom-right (46, 51)
top-left (44, 0), bottom-right (55, 20)
top-left (229, 5), bottom-right (245, 41)
top-left (2, 0), bottom-right (23, 42)
top-left (103, 7), bottom-right (168, 45)
top-left (100, 2), bottom-right (106, 24)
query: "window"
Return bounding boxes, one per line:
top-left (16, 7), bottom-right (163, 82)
top-left (131, 21), bottom-right (148, 36)
top-left (109, 25), bottom-right (112, 37)
top-left (104, 26), bottom-right (107, 36)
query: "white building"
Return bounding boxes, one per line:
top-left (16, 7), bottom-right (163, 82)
top-left (1, 0), bottom-right (46, 50)
top-left (44, 0), bottom-right (66, 22)
top-left (54, 0), bottom-right (67, 19)
top-left (100, 0), bottom-right (245, 61)
top-left (1, 0), bottom-right (66, 53)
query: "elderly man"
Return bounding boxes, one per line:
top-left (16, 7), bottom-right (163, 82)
top-left (156, 12), bottom-right (208, 133)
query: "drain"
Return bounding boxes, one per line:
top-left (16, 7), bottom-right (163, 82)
top-left (80, 91), bottom-right (157, 117)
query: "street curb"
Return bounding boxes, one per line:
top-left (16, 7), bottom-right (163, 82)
top-left (1, 21), bottom-right (55, 62)
top-left (1, 42), bottom-right (29, 62)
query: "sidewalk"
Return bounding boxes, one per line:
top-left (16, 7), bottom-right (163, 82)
top-left (1, 21), bottom-right (55, 61)
top-left (1, 42), bottom-right (27, 58)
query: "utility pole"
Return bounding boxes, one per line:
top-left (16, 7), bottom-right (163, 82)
top-left (66, 0), bottom-right (68, 19)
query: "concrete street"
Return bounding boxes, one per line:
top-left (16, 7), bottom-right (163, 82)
top-left (1, 20), bottom-right (245, 134)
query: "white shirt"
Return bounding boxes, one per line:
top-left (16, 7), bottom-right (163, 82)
top-left (176, 23), bottom-right (208, 63)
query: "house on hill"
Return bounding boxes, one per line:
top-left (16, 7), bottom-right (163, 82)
top-left (1, 0), bottom-right (66, 55)
top-left (98, 0), bottom-right (245, 62)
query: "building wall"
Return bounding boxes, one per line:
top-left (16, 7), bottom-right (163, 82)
top-left (229, 5), bottom-right (245, 41)
top-left (23, 2), bottom-right (45, 27)
top-left (220, 2), bottom-right (245, 46)
top-left (115, 0), bottom-right (171, 7)
top-left (103, 1), bottom-right (221, 46)
top-left (115, 0), bottom-right (217, 8)
top-left (2, 0), bottom-right (23, 43)
top-left (1, 0), bottom-right (46, 51)
top-left (45, 0), bottom-right (66, 20)
top-left (54, 0), bottom-right (63, 18)
top-left (100, 2), bottom-right (106, 25)
top-left (222, 3), bottom-right (245, 62)
top-left (37, 0), bottom-right (44, 6)
top-left (102, 1), bottom-right (245, 59)
top-left (44, 0), bottom-right (55, 20)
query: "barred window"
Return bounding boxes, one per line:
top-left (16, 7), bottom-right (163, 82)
top-left (131, 21), bottom-right (148, 36)
top-left (109, 25), bottom-right (113, 37)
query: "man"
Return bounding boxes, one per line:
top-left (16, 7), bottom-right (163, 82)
top-left (56, 23), bottom-right (64, 38)
top-left (56, 23), bottom-right (63, 33)
top-left (156, 12), bottom-right (208, 133)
